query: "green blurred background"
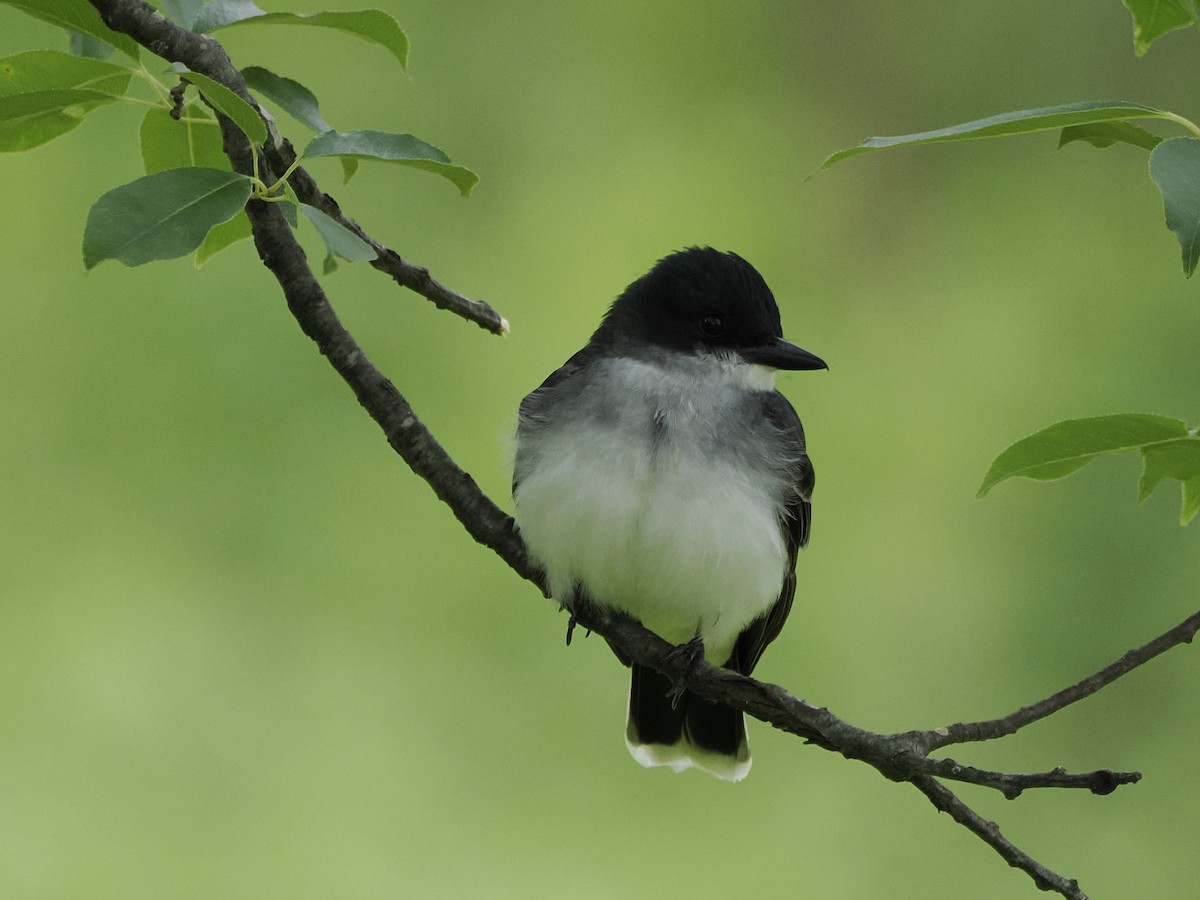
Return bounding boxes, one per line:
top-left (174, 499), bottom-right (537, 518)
top-left (3, 1), bottom-right (1199, 897)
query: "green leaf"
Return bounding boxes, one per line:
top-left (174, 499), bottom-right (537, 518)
top-left (166, 64), bottom-right (266, 146)
top-left (195, 199), bottom-right (298, 265)
top-left (1058, 121), bottom-right (1163, 152)
top-left (1150, 137), bottom-right (1200, 277)
top-left (195, 209), bottom-right (252, 266)
top-left (299, 202), bottom-right (377, 262)
top-left (83, 167), bottom-right (253, 268)
top-left (0, 0), bottom-right (140, 61)
top-left (302, 129), bottom-right (478, 196)
top-left (69, 31), bottom-right (115, 60)
top-left (192, 1), bottom-right (408, 70)
top-left (977, 414), bottom-right (1189, 498)
top-left (0, 51), bottom-right (132, 151)
top-left (0, 88), bottom-right (121, 151)
top-left (0, 50), bottom-right (133, 151)
top-left (339, 156), bottom-right (358, 183)
top-left (243, 66), bottom-right (329, 132)
top-left (279, 198), bottom-right (297, 227)
top-left (158, 0), bottom-right (204, 29)
top-left (1122, 0), bottom-right (1197, 55)
top-left (1139, 437), bottom-right (1200, 524)
top-left (0, 49), bottom-right (131, 96)
top-left (138, 103), bottom-right (226, 173)
top-left (1183, 479), bottom-right (1200, 525)
top-left (820, 101), bottom-right (1175, 170)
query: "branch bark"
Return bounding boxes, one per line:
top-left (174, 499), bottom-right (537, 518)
top-left (82, 2), bottom-right (1200, 896)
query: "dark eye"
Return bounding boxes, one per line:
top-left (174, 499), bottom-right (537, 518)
top-left (699, 313), bottom-right (725, 338)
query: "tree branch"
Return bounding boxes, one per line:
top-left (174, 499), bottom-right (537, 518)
top-left (908, 758), bottom-right (1138, 799)
top-left (924, 609), bottom-right (1200, 751)
top-left (91, 0), bottom-right (506, 336)
top-left (912, 776), bottom-right (1086, 900)
top-left (88, 0), bottom-right (531, 573)
top-left (269, 152), bottom-right (510, 335)
top-left (82, 3), bottom-right (1200, 896)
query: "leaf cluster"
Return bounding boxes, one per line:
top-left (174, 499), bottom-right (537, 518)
top-left (978, 415), bottom-right (1200, 524)
top-left (0, 0), bottom-right (478, 271)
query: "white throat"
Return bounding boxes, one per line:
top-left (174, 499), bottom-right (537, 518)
top-left (715, 353), bottom-right (777, 392)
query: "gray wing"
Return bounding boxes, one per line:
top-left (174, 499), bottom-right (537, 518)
top-left (727, 390), bottom-right (813, 676)
top-left (512, 346), bottom-right (596, 495)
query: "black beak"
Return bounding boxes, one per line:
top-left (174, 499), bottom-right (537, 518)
top-left (740, 337), bottom-right (827, 371)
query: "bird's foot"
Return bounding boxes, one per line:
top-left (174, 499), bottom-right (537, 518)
top-left (565, 608), bottom-right (585, 645)
top-left (663, 634), bottom-right (706, 708)
top-left (563, 593), bottom-right (599, 646)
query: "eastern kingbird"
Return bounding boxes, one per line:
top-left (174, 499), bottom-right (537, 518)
top-left (513, 247), bottom-right (824, 781)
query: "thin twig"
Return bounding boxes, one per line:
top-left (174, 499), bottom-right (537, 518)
top-left (925, 609), bottom-right (1200, 750)
top-left (270, 156), bottom-right (509, 335)
top-left (910, 758), bottom-right (1140, 798)
top-left (912, 776), bottom-right (1087, 900)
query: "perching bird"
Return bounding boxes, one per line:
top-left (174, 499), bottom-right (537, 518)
top-left (512, 247), bottom-right (824, 781)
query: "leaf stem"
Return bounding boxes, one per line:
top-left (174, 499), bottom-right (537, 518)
top-left (133, 61), bottom-right (172, 106)
top-left (115, 95), bottom-right (170, 109)
top-left (1159, 110), bottom-right (1200, 138)
top-left (262, 156), bottom-right (304, 195)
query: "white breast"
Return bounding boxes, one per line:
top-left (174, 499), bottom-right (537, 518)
top-left (514, 355), bottom-right (789, 663)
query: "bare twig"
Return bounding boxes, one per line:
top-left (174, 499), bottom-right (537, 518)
top-left (908, 758), bottom-right (1139, 799)
top-left (912, 776), bottom-right (1087, 900)
top-left (270, 156), bottom-right (509, 335)
top-left (79, 3), bottom-right (1200, 896)
top-left (924, 609), bottom-right (1200, 751)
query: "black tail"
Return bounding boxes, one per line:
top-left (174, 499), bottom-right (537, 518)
top-left (625, 664), bottom-right (750, 781)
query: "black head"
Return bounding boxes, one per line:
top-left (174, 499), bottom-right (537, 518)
top-left (593, 247), bottom-right (826, 371)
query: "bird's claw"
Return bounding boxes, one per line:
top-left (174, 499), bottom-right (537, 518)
top-left (663, 634), bottom-right (705, 708)
top-left (563, 595), bottom-right (596, 646)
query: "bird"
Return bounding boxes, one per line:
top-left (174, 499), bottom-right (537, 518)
top-left (512, 247), bottom-right (824, 781)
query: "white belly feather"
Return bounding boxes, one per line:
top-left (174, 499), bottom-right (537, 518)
top-left (514, 357), bottom-right (789, 663)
